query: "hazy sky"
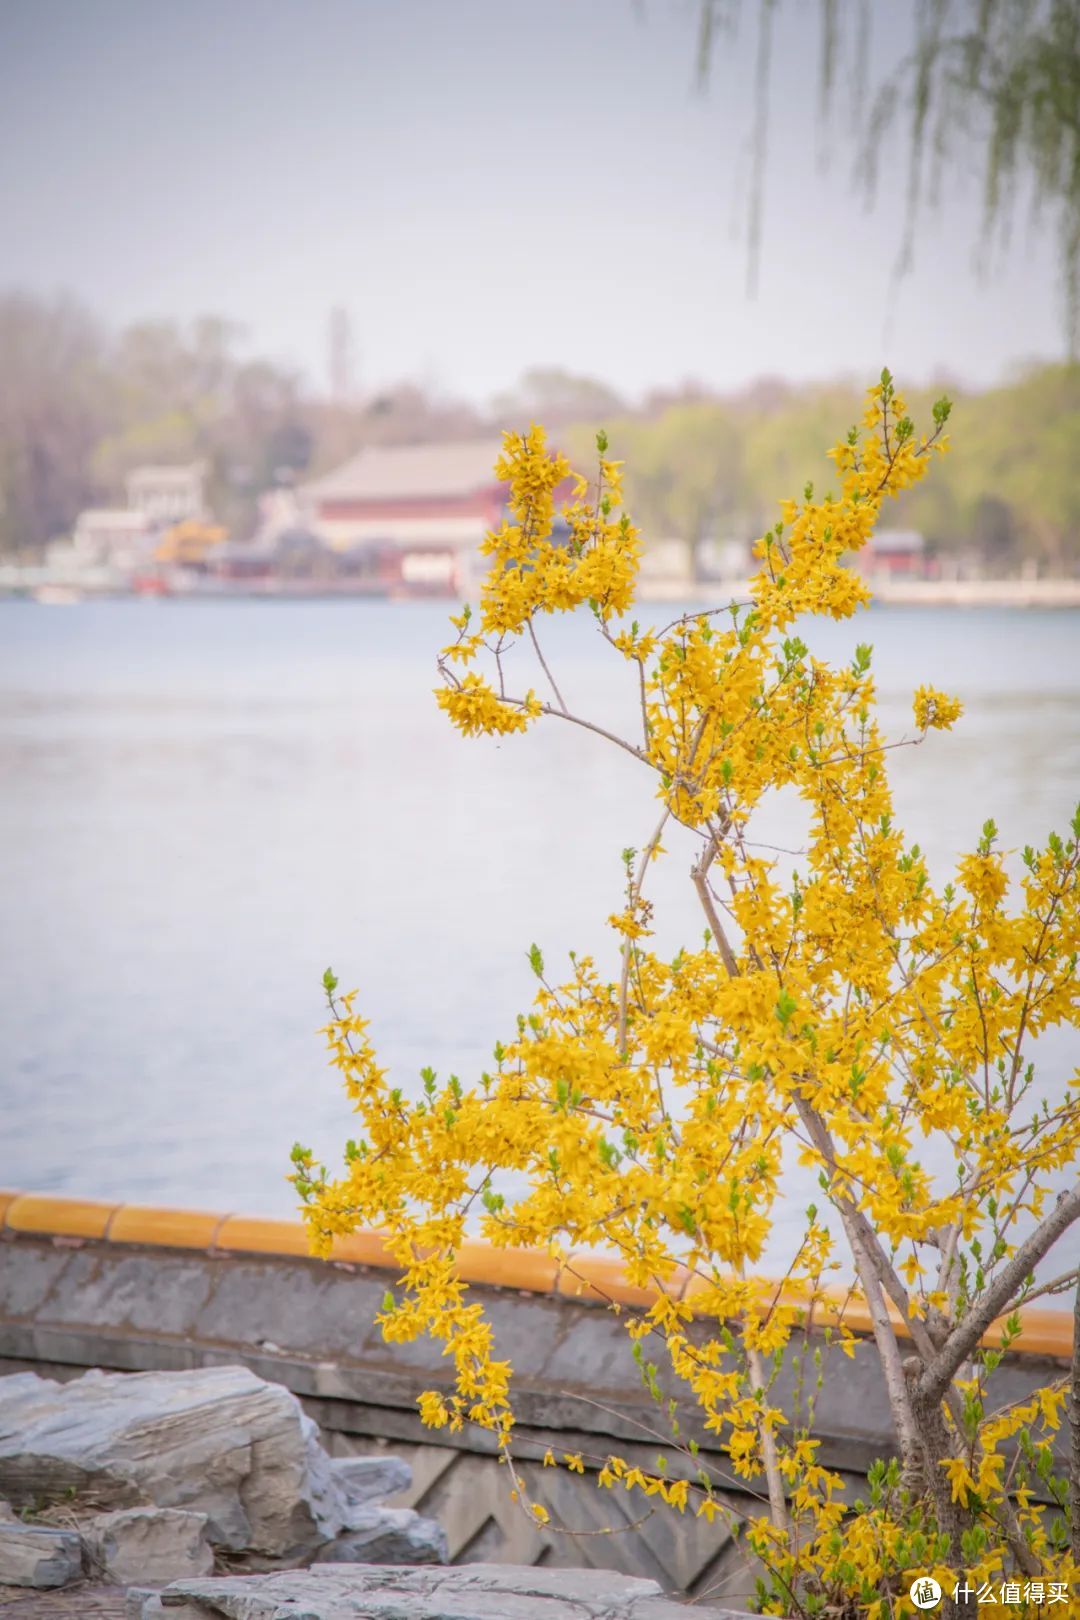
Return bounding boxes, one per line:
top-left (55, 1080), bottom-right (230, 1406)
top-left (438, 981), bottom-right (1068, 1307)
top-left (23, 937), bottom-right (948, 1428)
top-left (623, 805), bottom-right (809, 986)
top-left (0, 0), bottom-right (1066, 402)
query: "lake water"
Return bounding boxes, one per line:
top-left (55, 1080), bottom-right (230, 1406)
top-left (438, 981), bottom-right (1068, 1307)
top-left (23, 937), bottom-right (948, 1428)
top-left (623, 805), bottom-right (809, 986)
top-left (1, 598), bottom-right (1078, 1276)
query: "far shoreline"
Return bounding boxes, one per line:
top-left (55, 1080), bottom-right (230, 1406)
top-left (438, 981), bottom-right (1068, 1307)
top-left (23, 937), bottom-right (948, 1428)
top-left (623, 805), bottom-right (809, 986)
top-left (635, 577), bottom-right (1080, 609)
top-left (3, 577), bottom-right (1080, 609)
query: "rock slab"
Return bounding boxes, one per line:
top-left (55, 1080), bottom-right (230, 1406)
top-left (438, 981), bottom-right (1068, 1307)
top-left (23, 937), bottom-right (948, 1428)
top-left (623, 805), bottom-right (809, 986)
top-left (0, 1365), bottom-right (348, 1556)
top-left (82, 1505), bottom-right (215, 1582)
top-left (329, 1453), bottom-right (411, 1507)
top-left (313, 1504), bottom-right (447, 1565)
top-left (130, 1563), bottom-right (756, 1619)
top-left (0, 1520), bottom-right (82, 1589)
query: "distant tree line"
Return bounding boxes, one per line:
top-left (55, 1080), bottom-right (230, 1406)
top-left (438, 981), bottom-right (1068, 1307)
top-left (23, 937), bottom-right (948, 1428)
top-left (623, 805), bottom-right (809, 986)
top-left (562, 365), bottom-right (1080, 574)
top-left (0, 293), bottom-right (484, 556)
top-left (1, 292), bottom-right (1076, 571)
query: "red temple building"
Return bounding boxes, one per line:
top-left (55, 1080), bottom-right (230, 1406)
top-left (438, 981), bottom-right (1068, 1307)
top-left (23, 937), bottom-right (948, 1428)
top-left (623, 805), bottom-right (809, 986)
top-left (300, 439), bottom-right (509, 597)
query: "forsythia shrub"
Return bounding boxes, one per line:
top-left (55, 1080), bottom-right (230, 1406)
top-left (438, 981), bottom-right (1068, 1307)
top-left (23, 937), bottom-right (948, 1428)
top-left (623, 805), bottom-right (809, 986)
top-left (293, 374), bottom-right (1080, 1619)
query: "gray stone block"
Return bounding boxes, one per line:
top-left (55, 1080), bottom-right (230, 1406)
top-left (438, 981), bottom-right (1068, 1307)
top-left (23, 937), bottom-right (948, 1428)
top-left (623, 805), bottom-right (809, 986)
top-left (82, 1505), bottom-right (214, 1582)
top-left (313, 1504), bottom-right (447, 1565)
top-left (0, 1364), bottom-right (350, 1556)
top-left (329, 1453), bottom-right (411, 1506)
top-left (0, 1519), bottom-right (82, 1588)
top-left (136, 1563), bottom-right (754, 1618)
top-left (628, 1601), bottom-right (755, 1620)
top-left (126, 1588), bottom-right (165, 1620)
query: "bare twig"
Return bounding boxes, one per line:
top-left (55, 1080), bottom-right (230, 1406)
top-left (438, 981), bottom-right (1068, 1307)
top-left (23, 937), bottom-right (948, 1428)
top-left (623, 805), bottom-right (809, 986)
top-left (917, 1183), bottom-right (1080, 1407)
top-left (691, 838), bottom-right (739, 977)
top-left (528, 698), bottom-right (650, 767)
top-left (1018, 1266), bottom-right (1080, 1308)
top-left (617, 808), bottom-right (671, 1052)
top-left (746, 1340), bottom-right (792, 1542)
top-left (527, 617), bottom-right (568, 715)
top-left (792, 1093), bottom-right (922, 1479)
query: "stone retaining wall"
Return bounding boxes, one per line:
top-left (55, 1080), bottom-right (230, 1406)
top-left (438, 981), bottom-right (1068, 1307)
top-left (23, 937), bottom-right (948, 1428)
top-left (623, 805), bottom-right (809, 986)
top-left (0, 1193), bottom-right (1070, 1606)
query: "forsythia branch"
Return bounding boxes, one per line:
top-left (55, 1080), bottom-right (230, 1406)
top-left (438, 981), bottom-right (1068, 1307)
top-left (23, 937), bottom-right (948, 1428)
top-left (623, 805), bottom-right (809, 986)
top-left (304, 385), bottom-right (1080, 1617)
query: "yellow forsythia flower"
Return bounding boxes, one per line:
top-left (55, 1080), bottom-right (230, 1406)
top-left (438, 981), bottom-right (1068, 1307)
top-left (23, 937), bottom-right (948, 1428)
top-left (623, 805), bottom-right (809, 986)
top-left (913, 684), bottom-right (963, 731)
